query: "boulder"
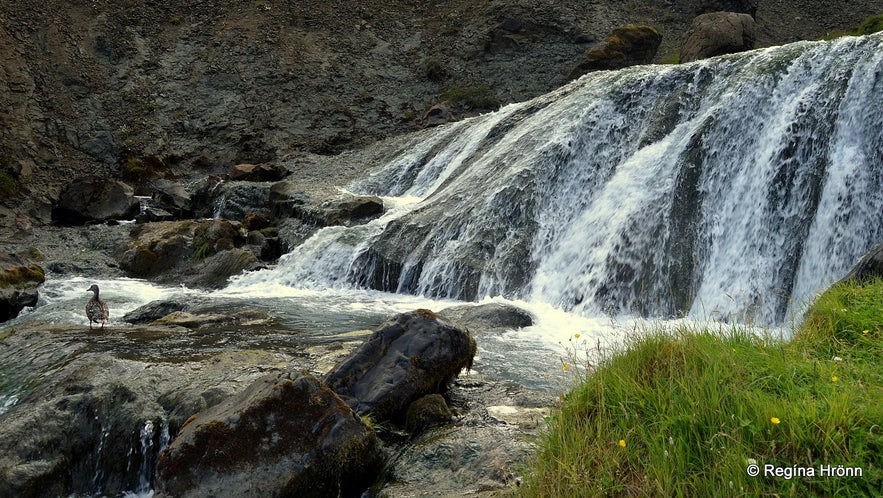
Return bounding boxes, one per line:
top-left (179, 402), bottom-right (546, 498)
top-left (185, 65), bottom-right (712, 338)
top-left (151, 180), bottom-right (193, 219)
top-left (53, 176), bottom-right (139, 225)
top-left (181, 248), bottom-right (260, 289)
top-left (568, 24), bottom-right (662, 80)
top-left (405, 394), bottom-right (452, 434)
top-left (228, 162), bottom-right (290, 182)
top-left (842, 242), bottom-right (883, 282)
top-left (680, 12), bottom-right (757, 63)
top-left (439, 303), bottom-right (534, 330)
top-left (422, 101), bottom-right (455, 127)
top-left (0, 253), bottom-right (46, 322)
top-left (242, 212), bottom-right (271, 231)
top-left (122, 300), bottom-right (191, 324)
top-left (154, 371), bottom-right (383, 498)
top-left (115, 220), bottom-right (251, 287)
top-left (294, 194), bottom-right (385, 227)
top-left (116, 221), bottom-right (199, 278)
top-left (323, 309), bottom-right (476, 423)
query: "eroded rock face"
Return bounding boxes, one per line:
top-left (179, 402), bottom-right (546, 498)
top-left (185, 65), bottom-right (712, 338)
top-left (680, 11), bottom-right (757, 63)
top-left (324, 309), bottom-right (476, 423)
top-left (53, 176), bottom-right (139, 225)
top-left (568, 24), bottom-right (662, 79)
top-left (154, 371), bottom-right (383, 498)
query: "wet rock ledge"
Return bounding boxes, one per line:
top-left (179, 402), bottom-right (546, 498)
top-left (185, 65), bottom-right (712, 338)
top-left (1, 304), bottom-right (546, 498)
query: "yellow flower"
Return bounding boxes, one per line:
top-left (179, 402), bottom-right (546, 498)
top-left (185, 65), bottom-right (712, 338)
top-left (770, 417), bottom-right (780, 425)
top-left (832, 376), bottom-right (839, 382)
top-left (562, 363), bottom-right (570, 371)
top-left (619, 439), bottom-right (626, 447)
top-left (574, 333), bottom-right (581, 339)
top-left (862, 329), bottom-right (869, 334)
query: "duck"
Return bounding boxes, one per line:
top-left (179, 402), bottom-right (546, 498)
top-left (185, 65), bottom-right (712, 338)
top-left (85, 284), bottom-right (109, 329)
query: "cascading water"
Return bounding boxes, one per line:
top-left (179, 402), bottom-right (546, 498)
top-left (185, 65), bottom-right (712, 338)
top-left (233, 34), bottom-right (883, 325)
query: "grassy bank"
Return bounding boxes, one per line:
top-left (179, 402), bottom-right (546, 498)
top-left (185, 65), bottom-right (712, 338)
top-left (520, 278), bottom-right (882, 496)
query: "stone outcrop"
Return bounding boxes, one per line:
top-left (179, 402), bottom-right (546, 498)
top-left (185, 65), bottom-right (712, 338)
top-left (568, 25), bottom-right (662, 79)
top-left (842, 242), bottom-right (883, 282)
top-left (0, 252), bottom-right (45, 322)
top-left (228, 163), bottom-right (291, 182)
top-left (324, 309), bottom-right (476, 423)
top-left (154, 371), bottom-right (384, 498)
top-left (52, 176), bottom-right (139, 225)
top-left (439, 303), bottom-right (534, 330)
top-left (114, 219), bottom-right (267, 288)
top-left (680, 11), bottom-right (757, 63)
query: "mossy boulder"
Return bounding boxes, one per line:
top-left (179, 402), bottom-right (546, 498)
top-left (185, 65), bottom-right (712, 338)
top-left (323, 309), bottom-right (476, 424)
top-left (405, 394), bottom-right (452, 434)
top-left (154, 371), bottom-right (383, 498)
top-left (568, 24), bottom-right (662, 80)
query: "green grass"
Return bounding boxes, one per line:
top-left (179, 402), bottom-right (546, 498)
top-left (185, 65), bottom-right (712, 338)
top-left (823, 14), bottom-right (883, 39)
top-left (520, 278), bottom-right (883, 497)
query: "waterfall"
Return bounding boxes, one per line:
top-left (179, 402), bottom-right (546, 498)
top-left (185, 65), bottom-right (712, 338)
top-left (233, 34), bottom-right (883, 325)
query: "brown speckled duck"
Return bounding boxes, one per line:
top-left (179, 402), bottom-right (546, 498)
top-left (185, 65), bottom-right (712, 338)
top-left (86, 284), bottom-right (109, 329)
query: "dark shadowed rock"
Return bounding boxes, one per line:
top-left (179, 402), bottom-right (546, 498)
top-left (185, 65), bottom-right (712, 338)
top-left (680, 12), bottom-right (757, 63)
top-left (151, 180), bottom-right (194, 219)
top-left (154, 370), bottom-right (383, 498)
top-left (296, 194), bottom-right (385, 227)
top-left (228, 162), bottom-right (290, 182)
top-left (242, 212), bottom-right (271, 231)
top-left (324, 309), bottom-right (476, 423)
top-left (182, 248), bottom-right (260, 289)
top-left (568, 24), bottom-right (662, 79)
top-left (53, 176), bottom-right (139, 225)
top-left (122, 300), bottom-right (191, 324)
top-left (405, 394), bottom-right (452, 434)
top-left (422, 101), bottom-right (455, 127)
top-left (439, 303), bottom-right (534, 331)
top-left (842, 242), bottom-right (883, 282)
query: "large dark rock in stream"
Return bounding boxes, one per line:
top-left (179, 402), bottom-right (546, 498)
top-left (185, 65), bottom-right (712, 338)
top-left (324, 309), bottom-right (477, 423)
top-left (52, 176), bottom-right (140, 225)
top-left (154, 371), bottom-right (383, 498)
top-left (114, 219), bottom-right (262, 288)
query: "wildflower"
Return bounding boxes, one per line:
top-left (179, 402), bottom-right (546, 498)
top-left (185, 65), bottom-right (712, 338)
top-left (619, 439), bottom-right (626, 448)
top-left (832, 376), bottom-right (839, 382)
top-left (770, 417), bottom-right (780, 425)
top-left (562, 363), bottom-right (570, 371)
top-left (833, 356), bottom-right (843, 362)
top-left (863, 329), bottom-right (869, 334)
top-left (574, 333), bottom-right (581, 339)
top-left (746, 458), bottom-right (757, 466)
top-left (668, 436), bottom-right (674, 446)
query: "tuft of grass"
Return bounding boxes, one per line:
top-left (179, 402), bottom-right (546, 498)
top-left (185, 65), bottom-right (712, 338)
top-left (823, 14), bottom-right (883, 39)
top-left (0, 170), bottom-right (16, 198)
top-left (520, 278), bottom-right (883, 497)
top-left (442, 84), bottom-right (500, 111)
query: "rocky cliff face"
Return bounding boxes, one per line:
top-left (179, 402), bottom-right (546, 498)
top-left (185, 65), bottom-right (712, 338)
top-left (1, 0), bottom-right (880, 228)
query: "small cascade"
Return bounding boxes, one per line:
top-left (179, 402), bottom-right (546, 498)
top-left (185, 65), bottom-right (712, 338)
top-left (229, 34), bottom-right (883, 326)
top-left (123, 417), bottom-right (170, 496)
top-left (91, 424), bottom-right (112, 494)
